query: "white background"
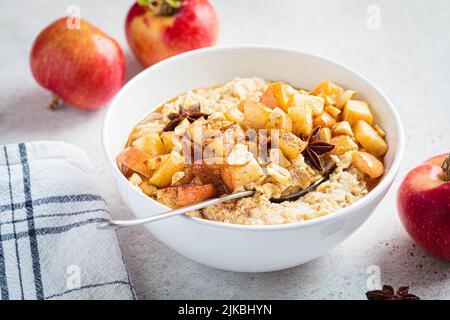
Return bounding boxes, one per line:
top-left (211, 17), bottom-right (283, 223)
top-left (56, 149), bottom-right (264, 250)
top-left (0, 0), bottom-right (449, 299)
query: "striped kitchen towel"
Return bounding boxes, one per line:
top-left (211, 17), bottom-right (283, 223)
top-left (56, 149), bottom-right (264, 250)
top-left (0, 141), bottom-right (136, 300)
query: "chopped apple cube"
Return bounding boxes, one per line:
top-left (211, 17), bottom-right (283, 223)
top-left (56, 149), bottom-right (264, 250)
top-left (149, 151), bottom-right (185, 188)
top-left (278, 132), bottom-right (308, 159)
top-left (260, 82), bottom-right (291, 111)
top-left (132, 132), bottom-right (166, 158)
top-left (309, 95), bottom-right (325, 116)
top-left (354, 120), bottom-right (388, 157)
top-left (310, 80), bottom-right (344, 106)
top-left (287, 105), bottom-right (313, 137)
top-left (324, 105), bottom-right (341, 119)
top-left (342, 100), bottom-right (373, 125)
top-left (157, 184), bottom-right (217, 208)
top-left (288, 93), bottom-right (324, 116)
top-left (171, 171), bottom-right (186, 185)
top-left (336, 90), bottom-right (356, 109)
top-left (176, 184), bottom-right (217, 207)
top-left (148, 153), bottom-right (172, 170)
top-left (285, 84), bottom-right (298, 96)
top-left (139, 181), bottom-right (157, 196)
top-left (221, 158), bottom-right (264, 192)
top-left (160, 131), bottom-right (176, 152)
top-left (269, 107), bottom-right (292, 132)
top-left (332, 121), bottom-right (354, 137)
top-left (309, 80), bottom-right (329, 96)
top-left (242, 100), bottom-right (272, 129)
top-left (313, 111), bottom-right (336, 128)
top-left (116, 147), bottom-right (152, 177)
top-left (224, 107), bottom-right (245, 127)
top-left (352, 151), bottom-right (384, 179)
top-left (329, 135), bottom-right (358, 156)
top-left (319, 127), bottom-right (332, 143)
top-left (326, 82), bottom-right (344, 105)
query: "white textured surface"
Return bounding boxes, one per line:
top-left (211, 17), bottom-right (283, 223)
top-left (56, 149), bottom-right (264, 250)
top-left (0, 0), bottom-right (449, 299)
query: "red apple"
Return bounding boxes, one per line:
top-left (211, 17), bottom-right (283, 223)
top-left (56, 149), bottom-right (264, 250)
top-left (30, 17), bottom-right (125, 110)
top-left (397, 153), bottom-right (450, 260)
top-left (125, 0), bottom-right (219, 67)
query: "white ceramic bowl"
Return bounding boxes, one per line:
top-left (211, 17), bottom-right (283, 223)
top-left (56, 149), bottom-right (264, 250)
top-left (102, 46), bottom-right (404, 272)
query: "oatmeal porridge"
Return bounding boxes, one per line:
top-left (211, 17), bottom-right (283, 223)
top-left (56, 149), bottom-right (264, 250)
top-left (116, 77), bottom-right (388, 225)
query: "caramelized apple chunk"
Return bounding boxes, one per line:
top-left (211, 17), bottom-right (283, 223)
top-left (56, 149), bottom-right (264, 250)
top-left (242, 100), bottom-right (272, 129)
top-left (310, 80), bottom-right (344, 106)
top-left (139, 180), bottom-right (158, 196)
top-left (287, 93), bottom-right (325, 116)
top-left (116, 147), bottom-right (152, 177)
top-left (329, 135), bottom-right (358, 156)
top-left (319, 127), bottom-right (332, 143)
top-left (313, 111), bottom-right (336, 128)
top-left (160, 131), bottom-right (176, 152)
top-left (269, 107), bottom-right (292, 132)
top-left (260, 82), bottom-right (291, 111)
top-left (352, 151), bottom-right (384, 179)
top-left (336, 90), bottom-right (356, 109)
top-left (278, 132), bottom-right (308, 159)
top-left (177, 184), bottom-right (217, 207)
top-left (221, 158), bottom-right (264, 192)
top-left (287, 105), bottom-right (313, 137)
top-left (148, 151), bottom-right (185, 188)
top-left (353, 120), bottom-right (388, 157)
top-left (224, 107), bottom-right (245, 127)
top-left (132, 132), bottom-right (166, 158)
top-left (332, 121), bottom-right (354, 137)
top-left (325, 105), bottom-right (341, 119)
top-left (342, 100), bottom-right (373, 125)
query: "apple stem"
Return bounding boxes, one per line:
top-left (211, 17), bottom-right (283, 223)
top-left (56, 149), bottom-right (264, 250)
top-left (137, 0), bottom-right (182, 16)
top-left (48, 94), bottom-right (61, 110)
top-left (443, 153), bottom-right (450, 181)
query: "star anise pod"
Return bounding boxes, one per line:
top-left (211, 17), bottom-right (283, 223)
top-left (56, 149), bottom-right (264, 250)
top-left (366, 285), bottom-right (420, 300)
top-left (302, 126), bottom-right (335, 171)
top-left (163, 103), bottom-right (210, 132)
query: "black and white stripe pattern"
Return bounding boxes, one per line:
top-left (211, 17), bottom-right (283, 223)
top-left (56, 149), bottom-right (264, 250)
top-left (0, 142), bottom-right (135, 300)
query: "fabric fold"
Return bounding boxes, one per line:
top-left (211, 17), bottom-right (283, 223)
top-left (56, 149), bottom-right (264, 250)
top-left (0, 141), bottom-right (135, 300)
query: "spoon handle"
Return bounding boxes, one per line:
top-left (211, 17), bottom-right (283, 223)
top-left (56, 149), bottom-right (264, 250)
top-left (97, 190), bottom-right (254, 230)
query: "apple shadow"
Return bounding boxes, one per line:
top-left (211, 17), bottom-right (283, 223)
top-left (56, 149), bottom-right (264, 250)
top-left (0, 86), bottom-right (107, 142)
top-left (125, 51), bottom-right (144, 82)
top-left (1, 51), bottom-right (145, 145)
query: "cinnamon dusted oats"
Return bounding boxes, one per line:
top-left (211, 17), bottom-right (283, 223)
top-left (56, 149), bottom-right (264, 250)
top-left (116, 77), bottom-right (388, 225)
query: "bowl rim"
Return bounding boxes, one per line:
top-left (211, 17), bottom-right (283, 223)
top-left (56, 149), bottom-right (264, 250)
top-left (102, 45), bottom-right (405, 231)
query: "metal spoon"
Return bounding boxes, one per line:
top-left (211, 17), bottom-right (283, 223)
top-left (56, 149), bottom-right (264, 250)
top-left (98, 164), bottom-right (336, 230)
top-left (97, 191), bottom-right (254, 230)
top-left (270, 163), bottom-right (337, 203)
